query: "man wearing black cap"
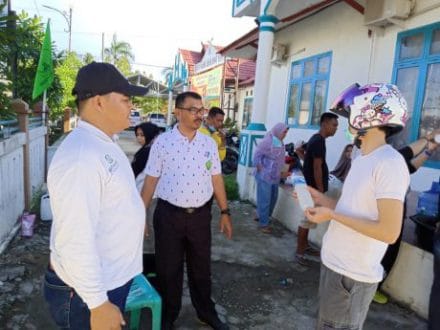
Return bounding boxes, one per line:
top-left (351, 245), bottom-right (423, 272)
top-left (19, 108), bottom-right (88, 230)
top-left (44, 62), bottom-right (148, 329)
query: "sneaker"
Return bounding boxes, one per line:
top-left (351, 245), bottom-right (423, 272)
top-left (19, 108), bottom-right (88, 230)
top-left (373, 291), bottom-right (388, 304)
top-left (295, 254), bottom-right (309, 266)
top-left (259, 226), bottom-right (272, 234)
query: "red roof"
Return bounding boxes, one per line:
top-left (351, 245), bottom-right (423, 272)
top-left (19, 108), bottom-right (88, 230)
top-left (178, 44), bottom-right (256, 86)
top-left (224, 58), bottom-right (256, 85)
top-left (178, 48), bottom-right (202, 76)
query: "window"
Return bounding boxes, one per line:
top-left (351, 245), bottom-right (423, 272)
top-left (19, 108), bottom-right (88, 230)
top-left (242, 97), bottom-right (253, 129)
top-left (392, 23), bottom-right (440, 167)
top-left (286, 52), bottom-right (331, 128)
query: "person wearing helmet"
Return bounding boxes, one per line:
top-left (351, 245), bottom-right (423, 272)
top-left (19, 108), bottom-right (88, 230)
top-left (304, 83), bottom-right (410, 329)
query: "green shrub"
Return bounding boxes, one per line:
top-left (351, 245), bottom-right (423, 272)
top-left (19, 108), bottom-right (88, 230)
top-left (224, 174), bottom-right (239, 201)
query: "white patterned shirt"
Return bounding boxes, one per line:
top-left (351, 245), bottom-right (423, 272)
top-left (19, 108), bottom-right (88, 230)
top-left (145, 125), bottom-right (221, 207)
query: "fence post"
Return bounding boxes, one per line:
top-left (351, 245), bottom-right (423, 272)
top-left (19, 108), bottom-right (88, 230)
top-left (63, 107), bottom-right (72, 133)
top-left (11, 99), bottom-right (31, 210)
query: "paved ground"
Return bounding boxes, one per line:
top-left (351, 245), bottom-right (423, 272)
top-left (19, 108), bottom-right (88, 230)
top-left (0, 130), bottom-right (428, 329)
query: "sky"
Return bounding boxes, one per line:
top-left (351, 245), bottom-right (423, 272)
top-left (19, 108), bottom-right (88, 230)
top-left (12, 0), bottom-right (256, 80)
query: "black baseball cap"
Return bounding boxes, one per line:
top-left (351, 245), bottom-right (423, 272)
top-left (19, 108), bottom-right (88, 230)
top-left (72, 61), bottom-right (149, 101)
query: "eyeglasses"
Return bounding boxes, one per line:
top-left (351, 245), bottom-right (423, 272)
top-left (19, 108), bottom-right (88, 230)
top-left (178, 106), bottom-right (207, 116)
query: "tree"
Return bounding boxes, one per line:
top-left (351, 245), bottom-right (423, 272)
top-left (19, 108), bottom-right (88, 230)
top-left (133, 95), bottom-right (167, 114)
top-left (53, 51), bottom-right (83, 119)
top-left (0, 10), bottom-right (62, 118)
top-left (104, 33), bottom-right (134, 75)
top-left (83, 52), bottom-right (94, 64)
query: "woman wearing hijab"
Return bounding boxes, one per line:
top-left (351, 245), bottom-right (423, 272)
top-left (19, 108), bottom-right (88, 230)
top-left (253, 123), bottom-right (289, 233)
top-left (132, 122), bottom-right (161, 191)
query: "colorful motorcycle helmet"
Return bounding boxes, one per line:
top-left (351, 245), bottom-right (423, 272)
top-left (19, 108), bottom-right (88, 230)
top-left (330, 83), bottom-right (408, 136)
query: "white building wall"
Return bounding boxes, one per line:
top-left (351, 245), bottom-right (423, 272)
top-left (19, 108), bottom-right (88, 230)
top-left (28, 126), bottom-right (46, 195)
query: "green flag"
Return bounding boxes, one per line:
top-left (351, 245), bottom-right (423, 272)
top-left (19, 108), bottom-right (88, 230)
top-left (32, 21), bottom-right (54, 100)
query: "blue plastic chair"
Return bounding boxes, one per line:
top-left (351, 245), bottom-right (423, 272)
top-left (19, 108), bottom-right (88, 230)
top-left (125, 274), bottom-right (162, 330)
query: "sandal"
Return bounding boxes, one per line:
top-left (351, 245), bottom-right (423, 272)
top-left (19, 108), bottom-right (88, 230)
top-left (260, 226), bottom-right (272, 234)
top-left (295, 254), bottom-right (309, 266)
top-left (304, 246), bottom-right (320, 257)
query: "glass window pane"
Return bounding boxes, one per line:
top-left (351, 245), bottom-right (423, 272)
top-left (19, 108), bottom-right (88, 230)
top-left (287, 84), bottom-right (299, 125)
top-left (304, 61), bottom-right (314, 77)
top-left (299, 83), bottom-right (311, 125)
top-left (419, 63), bottom-right (440, 161)
top-left (242, 98), bottom-right (253, 129)
top-left (311, 80), bottom-right (328, 126)
top-left (390, 67), bottom-right (419, 149)
top-left (318, 56), bottom-right (330, 74)
top-left (430, 29), bottom-right (440, 55)
top-left (291, 64), bottom-right (301, 80)
top-left (399, 33), bottom-right (424, 60)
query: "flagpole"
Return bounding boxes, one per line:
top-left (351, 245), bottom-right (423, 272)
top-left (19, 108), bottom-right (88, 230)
top-left (42, 90), bottom-right (47, 125)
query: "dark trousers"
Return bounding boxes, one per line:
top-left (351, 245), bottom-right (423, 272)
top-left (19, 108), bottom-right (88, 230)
top-left (429, 230), bottom-right (440, 330)
top-left (154, 199), bottom-right (218, 327)
top-left (43, 268), bottom-right (132, 329)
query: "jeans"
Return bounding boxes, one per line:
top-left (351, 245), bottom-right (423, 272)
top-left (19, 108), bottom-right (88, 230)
top-left (256, 174), bottom-right (279, 227)
top-left (317, 264), bottom-right (377, 330)
top-left (43, 268), bottom-right (132, 329)
top-left (429, 230), bottom-right (440, 330)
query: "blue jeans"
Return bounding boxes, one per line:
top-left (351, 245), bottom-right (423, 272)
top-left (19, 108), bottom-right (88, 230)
top-left (43, 268), bottom-right (132, 329)
top-left (429, 230), bottom-right (440, 330)
top-left (256, 174), bottom-right (279, 227)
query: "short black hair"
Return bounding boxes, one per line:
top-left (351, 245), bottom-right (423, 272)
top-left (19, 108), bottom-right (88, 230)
top-left (378, 125), bottom-right (402, 138)
top-left (208, 107), bottom-right (225, 118)
top-left (175, 91), bottom-right (202, 108)
top-left (320, 112), bottom-right (339, 125)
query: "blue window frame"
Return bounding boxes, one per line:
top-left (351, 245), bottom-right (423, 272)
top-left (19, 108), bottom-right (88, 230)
top-left (392, 22), bottom-right (440, 168)
top-left (285, 52), bottom-right (332, 128)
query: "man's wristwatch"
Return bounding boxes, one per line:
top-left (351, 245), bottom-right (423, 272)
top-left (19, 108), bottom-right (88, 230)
top-left (220, 208), bottom-right (231, 216)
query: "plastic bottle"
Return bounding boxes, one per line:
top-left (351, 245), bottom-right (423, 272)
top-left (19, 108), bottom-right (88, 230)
top-left (293, 176), bottom-right (314, 211)
top-left (435, 134), bottom-right (440, 144)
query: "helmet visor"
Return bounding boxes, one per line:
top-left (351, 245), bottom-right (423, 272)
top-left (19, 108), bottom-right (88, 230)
top-left (330, 83), bottom-right (362, 118)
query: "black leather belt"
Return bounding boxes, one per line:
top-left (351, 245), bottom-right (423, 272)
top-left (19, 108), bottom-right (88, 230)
top-left (158, 198), bottom-right (211, 214)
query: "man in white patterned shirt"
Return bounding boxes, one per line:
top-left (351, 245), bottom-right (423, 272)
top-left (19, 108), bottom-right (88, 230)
top-left (142, 91), bottom-right (232, 330)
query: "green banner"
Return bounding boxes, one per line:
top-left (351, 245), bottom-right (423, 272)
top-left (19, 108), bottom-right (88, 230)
top-left (32, 21), bottom-right (54, 100)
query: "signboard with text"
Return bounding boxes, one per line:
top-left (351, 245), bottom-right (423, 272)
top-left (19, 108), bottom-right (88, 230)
top-left (190, 65), bottom-right (223, 109)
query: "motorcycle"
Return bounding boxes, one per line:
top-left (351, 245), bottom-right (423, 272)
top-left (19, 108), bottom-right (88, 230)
top-left (221, 131), bottom-right (240, 175)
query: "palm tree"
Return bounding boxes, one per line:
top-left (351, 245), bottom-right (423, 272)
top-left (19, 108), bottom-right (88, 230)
top-left (104, 33), bottom-right (134, 65)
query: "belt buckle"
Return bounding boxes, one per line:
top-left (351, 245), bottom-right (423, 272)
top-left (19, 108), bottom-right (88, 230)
top-left (186, 208), bottom-right (195, 214)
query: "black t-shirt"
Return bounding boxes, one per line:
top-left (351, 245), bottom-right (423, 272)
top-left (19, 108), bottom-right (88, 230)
top-left (303, 133), bottom-right (328, 192)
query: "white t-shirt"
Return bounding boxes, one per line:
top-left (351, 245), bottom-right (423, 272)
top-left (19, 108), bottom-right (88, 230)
top-left (321, 144), bottom-right (409, 283)
top-left (145, 125), bottom-right (221, 208)
top-left (48, 120), bottom-right (145, 309)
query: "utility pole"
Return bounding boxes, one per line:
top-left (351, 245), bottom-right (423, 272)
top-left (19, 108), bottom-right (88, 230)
top-left (101, 33), bottom-right (105, 61)
top-left (42, 5), bottom-right (72, 52)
